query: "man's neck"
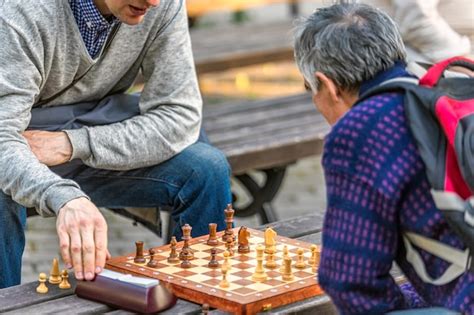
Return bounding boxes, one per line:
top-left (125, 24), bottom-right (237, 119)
top-left (93, 0), bottom-right (111, 16)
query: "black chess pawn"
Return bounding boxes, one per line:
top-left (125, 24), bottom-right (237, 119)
top-left (208, 247), bottom-right (219, 268)
top-left (168, 236), bottom-right (180, 264)
top-left (147, 248), bottom-right (159, 268)
top-left (225, 235), bottom-right (234, 256)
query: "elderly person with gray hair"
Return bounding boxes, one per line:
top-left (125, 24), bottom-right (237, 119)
top-left (294, 3), bottom-right (473, 314)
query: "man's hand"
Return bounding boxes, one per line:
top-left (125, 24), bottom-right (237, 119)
top-left (56, 197), bottom-right (109, 281)
top-left (23, 130), bottom-right (72, 166)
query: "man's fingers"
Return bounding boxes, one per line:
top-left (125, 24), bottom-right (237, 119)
top-left (94, 222), bottom-right (108, 274)
top-left (57, 228), bottom-right (72, 269)
top-left (80, 227), bottom-right (96, 281)
top-left (69, 228), bottom-right (84, 280)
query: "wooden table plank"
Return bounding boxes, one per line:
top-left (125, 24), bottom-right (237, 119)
top-left (103, 299), bottom-right (202, 314)
top-left (3, 295), bottom-right (113, 314)
top-left (0, 276), bottom-right (77, 313)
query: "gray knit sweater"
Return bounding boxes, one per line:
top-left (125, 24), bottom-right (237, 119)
top-left (0, 0), bottom-right (201, 216)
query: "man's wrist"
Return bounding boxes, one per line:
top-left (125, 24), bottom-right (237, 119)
top-left (64, 128), bottom-right (92, 161)
top-left (43, 184), bottom-right (90, 215)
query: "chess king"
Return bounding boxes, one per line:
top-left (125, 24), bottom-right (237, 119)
top-left (0, 0), bottom-right (232, 288)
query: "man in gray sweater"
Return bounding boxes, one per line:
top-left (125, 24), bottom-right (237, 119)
top-left (0, 0), bottom-right (231, 288)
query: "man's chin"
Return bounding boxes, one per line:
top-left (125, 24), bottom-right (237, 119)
top-left (118, 14), bottom-right (145, 25)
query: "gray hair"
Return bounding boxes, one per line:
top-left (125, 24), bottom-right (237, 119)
top-left (294, 3), bottom-right (406, 93)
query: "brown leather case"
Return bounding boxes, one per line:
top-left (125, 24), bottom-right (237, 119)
top-left (75, 274), bottom-right (176, 313)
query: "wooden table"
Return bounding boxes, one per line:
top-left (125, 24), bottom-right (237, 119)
top-left (0, 213), bottom-right (404, 314)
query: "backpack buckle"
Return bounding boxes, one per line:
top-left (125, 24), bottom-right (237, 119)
top-left (467, 252), bottom-right (474, 274)
top-left (465, 197), bottom-right (474, 227)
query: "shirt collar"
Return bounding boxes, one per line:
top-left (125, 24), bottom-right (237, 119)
top-left (359, 61), bottom-right (414, 96)
top-left (78, 0), bottom-right (117, 31)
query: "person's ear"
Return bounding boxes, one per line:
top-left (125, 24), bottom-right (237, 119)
top-left (315, 72), bottom-right (341, 104)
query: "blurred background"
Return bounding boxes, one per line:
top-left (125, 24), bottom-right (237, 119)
top-left (22, 0), bottom-right (473, 283)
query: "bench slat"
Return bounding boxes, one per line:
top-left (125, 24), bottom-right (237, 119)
top-left (208, 113), bottom-right (326, 146)
top-left (259, 212), bottom-right (325, 238)
top-left (191, 21), bottom-right (293, 74)
top-left (203, 94), bottom-right (311, 118)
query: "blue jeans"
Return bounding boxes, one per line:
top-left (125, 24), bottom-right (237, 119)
top-left (0, 141), bottom-right (231, 288)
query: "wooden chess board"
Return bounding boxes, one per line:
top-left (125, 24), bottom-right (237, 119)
top-left (106, 228), bottom-right (323, 314)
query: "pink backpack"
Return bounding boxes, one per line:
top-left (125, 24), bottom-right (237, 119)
top-left (360, 57), bottom-right (474, 285)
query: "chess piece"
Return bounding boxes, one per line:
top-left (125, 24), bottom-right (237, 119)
top-left (59, 270), bottom-right (71, 289)
top-left (309, 245), bottom-right (320, 273)
top-left (280, 245), bottom-right (289, 273)
top-left (252, 244), bottom-right (267, 282)
top-left (147, 248), bottom-right (159, 268)
top-left (207, 223), bottom-right (219, 246)
top-left (208, 247), bottom-right (219, 268)
top-left (222, 250), bottom-right (231, 271)
top-left (202, 303), bottom-right (210, 315)
top-left (219, 265), bottom-right (230, 288)
top-left (264, 247), bottom-right (277, 269)
top-left (179, 224), bottom-right (194, 261)
top-left (282, 256), bottom-right (294, 281)
top-left (36, 273), bottom-right (48, 294)
top-left (308, 245), bottom-right (318, 266)
top-left (134, 241), bottom-right (146, 264)
top-left (222, 204), bottom-right (235, 242)
top-left (237, 226), bottom-right (250, 253)
top-left (295, 248), bottom-right (306, 269)
top-left (225, 235), bottom-right (234, 256)
top-left (49, 258), bottom-right (61, 284)
top-left (167, 236), bottom-right (180, 264)
top-left (264, 227), bottom-right (277, 254)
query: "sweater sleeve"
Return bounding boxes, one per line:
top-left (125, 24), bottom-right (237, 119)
top-left (0, 15), bottom-right (88, 216)
top-left (318, 170), bottom-right (409, 314)
top-left (65, 0), bottom-right (202, 170)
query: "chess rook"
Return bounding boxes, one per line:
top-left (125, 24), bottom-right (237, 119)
top-left (134, 241), bottom-right (146, 264)
top-left (282, 256), bottom-right (294, 281)
top-left (222, 204), bottom-right (235, 242)
top-left (280, 245), bottom-right (289, 273)
top-left (207, 223), bottom-right (219, 246)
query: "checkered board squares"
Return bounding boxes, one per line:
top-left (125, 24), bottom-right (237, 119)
top-left (106, 228), bottom-right (323, 314)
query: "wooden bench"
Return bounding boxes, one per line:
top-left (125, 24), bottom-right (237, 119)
top-left (111, 93), bottom-right (329, 242)
top-left (191, 20), bottom-right (295, 75)
top-left (187, 0), bottom-right (301, 29)
top-left (1, 212), bottom-right (407, 314)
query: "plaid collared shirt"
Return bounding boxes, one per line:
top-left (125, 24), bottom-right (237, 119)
top-left (69, 0), bottom-right (119, 59)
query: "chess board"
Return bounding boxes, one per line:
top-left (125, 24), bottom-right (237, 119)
top-left (106, 228), bottom-right (323, 314)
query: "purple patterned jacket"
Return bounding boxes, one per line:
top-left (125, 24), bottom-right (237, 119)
top-left (318, 62), bottom-right (474, 314)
